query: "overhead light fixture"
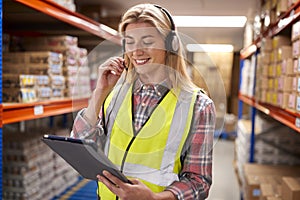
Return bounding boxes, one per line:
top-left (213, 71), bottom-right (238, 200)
top-left (186, 44), bottom-right (234, 52)
top-left (173, 16), bottom-right (247, 27)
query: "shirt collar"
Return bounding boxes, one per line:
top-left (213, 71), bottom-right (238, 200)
top-left (133, 78), bottom-right (170, 97)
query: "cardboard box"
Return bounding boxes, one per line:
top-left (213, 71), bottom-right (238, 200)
top-left (246, 175), bottom-right (282, 200)
top-left (261, 52), bottom-right (272, 64)
top-left (296, 95), bottom-right (300, 113)
top-left (276, 0), bottom-right (289, 17)
top-left (288, 93), bottom-right (296, 110)
top-left (281, 59), bottom-right (294, 75)
top-left (292, 21), bottom-right (300, 42)
top-left (294, 58), bottom-right (300, 74)
top-left (268, 64), bottom-right (276, 77)
top-left (277, 46), bottom-right (293, 62)
top-left (243, 164), bottom-right (300, 200)
top-left (22, 35), bottom-right (78, 52)
top-left (3, 51), bottom-right (63, 65)
top-left (282, 177), bottom-right (300, 200)
top-left (3, 63), bottom-right (62, 75)
top-left (261, 37), bottom-right (273, 52)
top-left (267, 197), bottom-right (282, 200)
top-left (260, 183), bottom-right (282, 200)
top-left (292, 40), bottom-right (300, 58)
top-left (273, 36), bottom-right (291, 49)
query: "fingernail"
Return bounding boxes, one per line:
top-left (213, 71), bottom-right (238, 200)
top-left (103, 171), bottom-right (109, 176)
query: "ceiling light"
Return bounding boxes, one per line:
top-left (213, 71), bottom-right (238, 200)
top-left (186, 44), bottom-right (234, 52)
top-left (173, 16), bottom-right (247, 27)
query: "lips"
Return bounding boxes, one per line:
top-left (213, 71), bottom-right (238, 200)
top-left (134, 58), bottom-right (150, 65)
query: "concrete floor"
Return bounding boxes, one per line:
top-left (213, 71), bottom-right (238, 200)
top-left (207, 139), bottom-right (241, 200)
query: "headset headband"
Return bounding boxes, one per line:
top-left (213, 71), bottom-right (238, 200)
top-left (153, 5), bottom-right (176, 31)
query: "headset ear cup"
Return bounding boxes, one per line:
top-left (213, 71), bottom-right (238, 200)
top-left (165, 31), bottom-right (179, 53)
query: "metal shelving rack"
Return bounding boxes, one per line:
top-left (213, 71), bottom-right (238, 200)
top-left (238, 1), bottom-right (300, 164)
top-left (1, 0), bottom-right (122, 197)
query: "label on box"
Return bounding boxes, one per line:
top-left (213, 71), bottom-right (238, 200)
top-left (252, 189), bottom-right (260, 196)
top-left (298, 58), bottom-right (300, 73)
top-left (277, 92), bottom-right (283, 105)
top-left (297, 96), bottom-right (300, 111)
top-left (292, 40), bottom-right (300, 58)
top-left (292, 77), bottom-right (297, 91)
top-left (278, 76), bottom-right (283, 90)
top-left (288, 94), bottom-right (296, 109)
top-left (298, 77), bottom-right (300, 92)
top-left (34, 105), bottom-right (44, 115)
top-left (296, 118), bottom-right (300, 128)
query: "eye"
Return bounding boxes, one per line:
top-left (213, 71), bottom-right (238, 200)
top-left (142, 38), bottom-right (155, 46)
top-left (125, 38), bottom-right (134, 45)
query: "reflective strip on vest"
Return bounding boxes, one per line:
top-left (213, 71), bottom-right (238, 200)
top-left (103, 83), bottom-right (131, 156)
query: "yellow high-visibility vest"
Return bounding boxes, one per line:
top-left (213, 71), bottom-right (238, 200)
top-left (98, 84), bottom-right (197, 199)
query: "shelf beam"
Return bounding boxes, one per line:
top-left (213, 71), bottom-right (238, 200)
top-left (238, 93), bottom-right (300, 133)
top-left (2, 98), bottom-right (88, 125)
top-left (15, 0), bottom-right (122, 45)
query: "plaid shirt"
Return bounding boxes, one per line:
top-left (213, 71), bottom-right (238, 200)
top-left (71, 80), bottom-right (215, 200)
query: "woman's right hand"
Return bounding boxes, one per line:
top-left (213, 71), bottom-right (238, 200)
top-left (83, 57), bottom-right (126, 125)
top-left (95, 57), bottom-right (126, 94)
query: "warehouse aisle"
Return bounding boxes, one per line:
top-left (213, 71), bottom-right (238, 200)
top-left (207, 139), bottom-right (240, 200)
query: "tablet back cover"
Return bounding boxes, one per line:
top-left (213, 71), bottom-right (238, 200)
top-left (42, 136), bottom-right (129, 182)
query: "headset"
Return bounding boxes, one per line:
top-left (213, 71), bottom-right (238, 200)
top-left (154, 4), bottom-right (179, 53)
top-left (122, 4), bottom-right (179, 59)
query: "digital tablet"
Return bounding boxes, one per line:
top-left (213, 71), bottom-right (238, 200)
top-left (42, 134), bottom-right (131, 184)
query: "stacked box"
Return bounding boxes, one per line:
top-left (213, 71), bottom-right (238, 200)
top-left (3, 130), bottom-right (79, 200)
top-left (255, 35), bottom-right (294, 109)
top-left (255, 37), bottom-right (272, 102)
top-left (235, 117), bottom-right (300, 190)
top-left (62, 47), bottom-right (91, 98)
top-left (241, 164), bottom-right (300, 200)
top-left (240, 56), bottom-right (256, 98)
top-left (290, 21), bottom-right (300, 114)
top-left (21, 35), bottom-right (91, 99)
top-left (281, 177), bottom-right (300, 200)
top-left (2, 51), bottom-right (63, 102)
top-left (276, 0), bottom-right (289, 17)
top-left (236, 119), bottom-right (300, 165)
top-left (21, 35), bottom-right (78, 52)
top-left (260, 183), bottom-right (282, 200)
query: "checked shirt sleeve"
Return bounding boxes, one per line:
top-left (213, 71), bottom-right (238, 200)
top-left (70, 109), bottom-right (105, 144)
top-left (166, 93), bottom-right (216, 200)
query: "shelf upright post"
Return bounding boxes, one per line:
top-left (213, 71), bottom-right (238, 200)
top-left (238, 56), bottom-right (245, 200)
top-left (238, 59), bottom-right (245, 120)
top-left (249, 107), bottom-right (256, 162)
top-left (0, 0), bottom-right (3, 197)
top-left (249, 51), bottom-right (258, 163)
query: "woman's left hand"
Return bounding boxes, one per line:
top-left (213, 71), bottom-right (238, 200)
top-left (97, 170), bottom-right (156, 200)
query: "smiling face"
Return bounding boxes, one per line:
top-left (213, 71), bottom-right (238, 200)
top-left (124, 22), bottom-right (167, 83)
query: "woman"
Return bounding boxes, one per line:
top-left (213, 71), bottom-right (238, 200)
top-left (71, 3), bottom-right (216, 200)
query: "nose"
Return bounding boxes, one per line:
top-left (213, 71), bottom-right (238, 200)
top-left (132, 48), bottom-right (144, 56)
top-left (128, 41), bottom-right (145, 56)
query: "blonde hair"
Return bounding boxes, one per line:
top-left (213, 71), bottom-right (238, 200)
top-left (119, 3), bottom-right (198, 93)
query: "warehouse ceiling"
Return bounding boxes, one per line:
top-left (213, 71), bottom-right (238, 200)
top-left (3, 0), bottom-right (259, 52)
top-left (76, 0), bottom-right (260, 51)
